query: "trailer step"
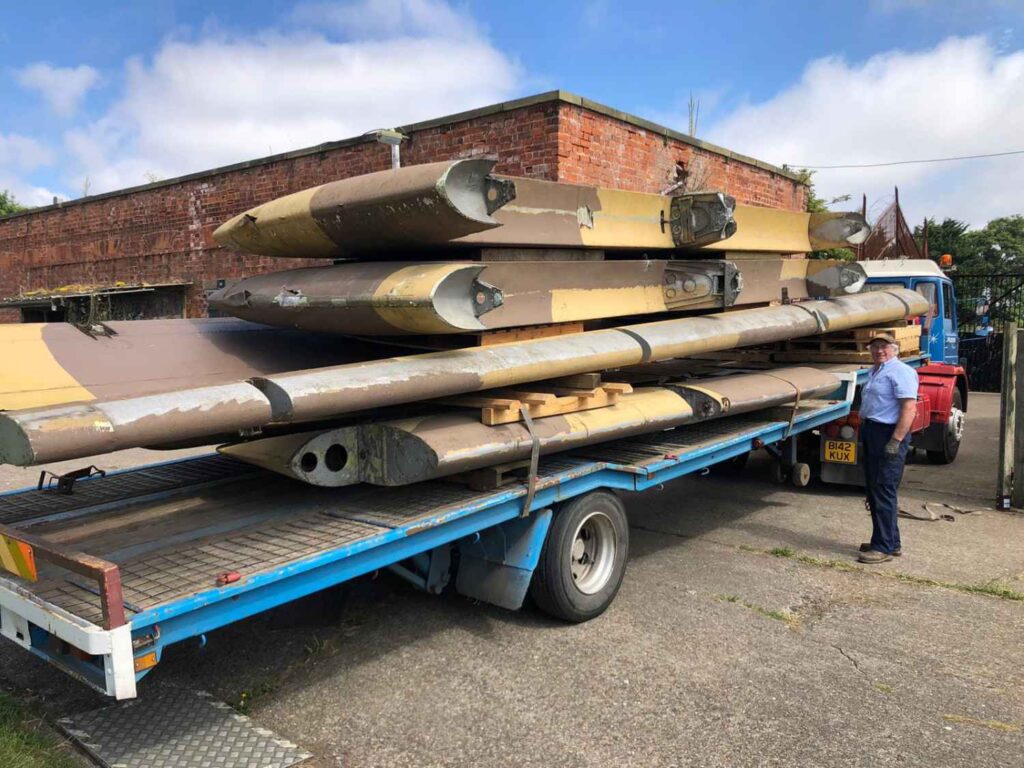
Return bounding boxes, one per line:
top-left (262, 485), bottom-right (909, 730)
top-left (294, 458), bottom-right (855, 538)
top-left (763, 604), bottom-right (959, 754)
top-left (59, 686), bottom-right (311, 768)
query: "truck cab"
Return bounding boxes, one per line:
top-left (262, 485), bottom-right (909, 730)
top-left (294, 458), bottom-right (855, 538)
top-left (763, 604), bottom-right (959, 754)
top-left (859, 259), bottom-right (959, 364)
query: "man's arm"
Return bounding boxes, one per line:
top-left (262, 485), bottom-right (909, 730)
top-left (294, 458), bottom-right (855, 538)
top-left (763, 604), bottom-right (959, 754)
top-left (892, 398), bottom-right (917, 442)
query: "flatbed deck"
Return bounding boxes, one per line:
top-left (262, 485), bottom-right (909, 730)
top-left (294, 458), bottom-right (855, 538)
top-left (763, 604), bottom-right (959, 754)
top-left (0, 379), bottom-right (856, 699)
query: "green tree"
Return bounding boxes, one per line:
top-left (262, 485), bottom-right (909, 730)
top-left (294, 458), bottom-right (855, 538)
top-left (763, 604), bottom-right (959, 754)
top-left (961, 215), bottom-right (1024, 272)
top-left (913, 215), bottom-right (1024, 274)
top-left (0, 190), bottom-right (26, 217)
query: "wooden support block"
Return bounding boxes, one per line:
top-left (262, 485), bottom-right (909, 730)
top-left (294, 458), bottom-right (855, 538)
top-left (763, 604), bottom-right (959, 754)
top-left (436, 381), bottom-right (634, 425)
top-left (446, 459), bottom-right (532, 491)
top-left (541, 372), bottom-right (605, 389)
top-left (478, 322), bottom-right (585, 346)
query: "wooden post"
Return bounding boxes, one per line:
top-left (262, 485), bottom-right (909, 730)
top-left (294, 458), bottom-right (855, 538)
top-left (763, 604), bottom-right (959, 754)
top-left (1010, 328), bottom-right (1024, 508)
top-left (997, 323), bottom-right (1017, 508)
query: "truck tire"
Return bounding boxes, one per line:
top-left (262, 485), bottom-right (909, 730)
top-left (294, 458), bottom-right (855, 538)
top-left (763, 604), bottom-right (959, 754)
top-left (927, 389), bottom-right (964, 465)
top-left (529, 491), bottom-right (629, 623)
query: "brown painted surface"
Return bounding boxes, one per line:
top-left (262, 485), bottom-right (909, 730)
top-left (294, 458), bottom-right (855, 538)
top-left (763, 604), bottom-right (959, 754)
top-left (306, 366), bottom-right (841, 486)
top-left (206, 258), bottom-right (865, 336)
top-left (0, 290), bottom-right (926, 465)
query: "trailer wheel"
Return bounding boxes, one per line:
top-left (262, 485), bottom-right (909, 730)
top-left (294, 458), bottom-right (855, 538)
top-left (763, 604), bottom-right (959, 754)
top-left (529, 491), bottom-right (629, 623)
top-left (790, 462), bottom-right (812, 487)
top-left (927, 389), bottom-right (964, 465)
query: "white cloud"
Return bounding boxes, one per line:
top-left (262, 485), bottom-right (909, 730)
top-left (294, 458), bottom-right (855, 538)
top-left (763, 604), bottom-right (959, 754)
top-left (62, 0), bottom-right (521, 194)
top-left (0, 134), bottom-right (58, 207)
top-left (706, 36), bottom-right (1024, 229)
top-left (290, 0), bottom-right (479, 39)
top-left (15, 63), bottom-right (100, 117)
top-left (0, 134), bottom-right (54, 171)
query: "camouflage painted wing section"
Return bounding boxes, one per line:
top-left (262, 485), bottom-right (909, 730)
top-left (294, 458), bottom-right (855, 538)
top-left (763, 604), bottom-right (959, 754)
top-left (701, 209), bottom-right (870, 253)
top-left (0, 318), bottom-right (387, 410)
top-left (221, 367), bottom-right (840, 487)
top-left (208, 258), bottom-right (866, 335)
top-left (213, 158), bottom-right (515, 258)
top-left (0, 290), bottom-right (928, 466)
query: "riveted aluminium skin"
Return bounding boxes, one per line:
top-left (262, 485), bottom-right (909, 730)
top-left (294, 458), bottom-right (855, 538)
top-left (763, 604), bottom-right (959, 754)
top-left (213, 159), bottom-right (515, 258)
top-left (0, 318), bottom-right (383, 410)
top-left (208, 258), bottom-right (868, 335)
top-left (208, 262), bottom-right (501, 335)
top-left (214, 165), bottom-right (866, 258)
top-left (220, 367), bottom-right (839, 487)
top-left (700, 209), bottom-right (871, 254)
top-left (0, 289), bottom-right (926, 466)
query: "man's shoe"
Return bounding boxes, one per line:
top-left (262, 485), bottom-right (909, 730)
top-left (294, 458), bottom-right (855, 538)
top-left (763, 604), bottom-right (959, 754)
top-left (858, 549), bottom-right (893, 564)
top-left (859, 543), bottom-right (901, 556)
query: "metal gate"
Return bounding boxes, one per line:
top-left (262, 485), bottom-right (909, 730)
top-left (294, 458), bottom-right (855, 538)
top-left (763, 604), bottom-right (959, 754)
top-left (953, 271), bottom-right (1024, 392)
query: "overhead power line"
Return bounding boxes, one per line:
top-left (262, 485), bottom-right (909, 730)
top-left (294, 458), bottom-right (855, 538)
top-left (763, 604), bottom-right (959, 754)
top-left (792, 148), bottom-right (1024, 170)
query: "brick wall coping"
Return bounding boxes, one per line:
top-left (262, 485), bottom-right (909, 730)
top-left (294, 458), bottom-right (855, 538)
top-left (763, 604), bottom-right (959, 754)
top-left (0, 90), bottom-right (803, 223)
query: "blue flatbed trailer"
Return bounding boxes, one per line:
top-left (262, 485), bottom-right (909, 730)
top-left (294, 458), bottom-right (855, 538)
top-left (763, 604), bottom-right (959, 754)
top-left (0, 373), bottom-right (862, 699)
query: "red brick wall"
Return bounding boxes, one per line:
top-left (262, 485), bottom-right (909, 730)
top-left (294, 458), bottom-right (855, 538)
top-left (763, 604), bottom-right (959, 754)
top-left (556, 104), bottom-right (806, 210)
top-left (0, 98), bottom-right (803, 320)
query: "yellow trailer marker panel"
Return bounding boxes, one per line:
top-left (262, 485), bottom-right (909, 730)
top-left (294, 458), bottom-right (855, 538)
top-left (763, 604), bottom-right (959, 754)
top-left (0, 533), bottom-right (37, 582)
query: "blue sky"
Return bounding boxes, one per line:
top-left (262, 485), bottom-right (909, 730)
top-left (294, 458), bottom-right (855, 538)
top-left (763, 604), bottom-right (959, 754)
top-left (2, 0), bottom-right (1022, 227)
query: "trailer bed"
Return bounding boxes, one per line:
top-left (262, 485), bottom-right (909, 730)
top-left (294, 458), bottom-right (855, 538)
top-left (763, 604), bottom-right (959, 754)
top-left (0, 383), bottom-right (854, 699)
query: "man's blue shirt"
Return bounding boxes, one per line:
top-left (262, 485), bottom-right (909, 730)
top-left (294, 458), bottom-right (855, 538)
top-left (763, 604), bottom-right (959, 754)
top-left (860, 357), bottom-right (919, 424)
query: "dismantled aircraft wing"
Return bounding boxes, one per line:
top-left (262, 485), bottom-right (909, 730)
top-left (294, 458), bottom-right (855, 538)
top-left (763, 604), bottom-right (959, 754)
top-left (0, 289), bottom-right (927, 466)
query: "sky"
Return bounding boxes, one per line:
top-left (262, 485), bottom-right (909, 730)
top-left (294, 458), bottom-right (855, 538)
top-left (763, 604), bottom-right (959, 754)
top-left (1, 0), bottom-right (1022, 229)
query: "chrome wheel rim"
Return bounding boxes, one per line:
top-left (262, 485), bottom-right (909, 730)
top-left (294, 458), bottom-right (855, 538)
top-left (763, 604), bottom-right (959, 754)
top-left (569, 511), bottom-right (616, 594)
top-left (949, 407), bottom-right (965, 442)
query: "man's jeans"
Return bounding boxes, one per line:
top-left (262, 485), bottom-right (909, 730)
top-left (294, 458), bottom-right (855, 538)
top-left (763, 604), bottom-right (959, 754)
top-left (861, 419), bottom-right (911, 554)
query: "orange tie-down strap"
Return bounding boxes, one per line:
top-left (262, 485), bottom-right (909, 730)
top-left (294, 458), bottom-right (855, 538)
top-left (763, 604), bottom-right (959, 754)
top-left (0, 533), bottom-right (38, 582)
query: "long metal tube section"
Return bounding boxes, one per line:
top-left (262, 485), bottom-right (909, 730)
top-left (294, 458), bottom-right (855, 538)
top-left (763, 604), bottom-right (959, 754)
top-left (0, 289), bottom-right (928, 466)
top-left (221, 367), bottom-right (840, 487)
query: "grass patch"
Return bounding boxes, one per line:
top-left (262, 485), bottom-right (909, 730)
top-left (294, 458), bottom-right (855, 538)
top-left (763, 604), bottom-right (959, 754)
top-left (757, 546), bottom-right (1024, 601)
top-left (0, 691), bottom-right (79, 768)
top-left (943, 714), bottom-right (1020, 733)
top-left (873, 682), bottom-right (894, 694)
top-left (232, 680), bottom-right (279, 714)
top-left (714, 593), bottom-right (798, 628)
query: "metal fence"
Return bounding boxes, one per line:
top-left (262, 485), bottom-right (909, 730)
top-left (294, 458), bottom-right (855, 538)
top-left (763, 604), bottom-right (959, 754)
top-left (952, 272), bottom-right (1024, 391)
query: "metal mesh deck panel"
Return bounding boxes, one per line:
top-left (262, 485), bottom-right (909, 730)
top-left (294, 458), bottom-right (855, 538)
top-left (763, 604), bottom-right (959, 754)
top-left (11, 402), bottom-right (837, 627)
top-left (571, 405), bottom-right (827, 467)
top-left (33, 512), bottom-right (384, 625)
top-left (0, 455), bottom-right (257, 527)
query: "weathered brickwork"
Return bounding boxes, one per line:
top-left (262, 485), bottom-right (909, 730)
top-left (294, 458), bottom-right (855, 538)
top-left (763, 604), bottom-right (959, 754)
top-left (0, 93), bottom-right (804, 320)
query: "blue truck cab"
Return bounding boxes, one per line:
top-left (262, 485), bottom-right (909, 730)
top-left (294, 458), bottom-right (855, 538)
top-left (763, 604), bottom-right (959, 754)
top-left (859, 259), bottom-right (959, 364)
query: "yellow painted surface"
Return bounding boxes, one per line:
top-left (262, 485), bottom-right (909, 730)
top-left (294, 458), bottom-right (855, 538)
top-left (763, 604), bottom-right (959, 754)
top-left (780, 259), bottom-right (808, 279)
top-left (373, 263), bottom-right (472, 333)
top-left (549, 284), bottom-right (666, 322)
top-left (0, 534), bottom-right (37, 582)
top-left (584, 188), bottom-right (674, 248)
top-left (214, 185), bottom-right (338, 258)
top-left (703, 206), bottom-right (813, 253)
top-left (0, 325), bottom-right (94, 409)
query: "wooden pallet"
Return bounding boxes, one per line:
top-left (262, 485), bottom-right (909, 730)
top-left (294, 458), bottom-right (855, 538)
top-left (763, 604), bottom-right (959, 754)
top-left (773, 349), bottom-right (921, 364)
top-left (439, 376), bottom-right (633, 426)
top-left (782, 335), bottom-right (921, 354)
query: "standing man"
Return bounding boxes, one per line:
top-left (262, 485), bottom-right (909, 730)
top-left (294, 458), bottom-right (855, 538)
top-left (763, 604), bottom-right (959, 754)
top-left (858, 332), bottom-right (919, 564)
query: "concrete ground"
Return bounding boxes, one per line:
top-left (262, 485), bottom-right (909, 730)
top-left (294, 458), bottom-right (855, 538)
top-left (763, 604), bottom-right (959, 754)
top-left (1, 393), bottom-right (1021, 767)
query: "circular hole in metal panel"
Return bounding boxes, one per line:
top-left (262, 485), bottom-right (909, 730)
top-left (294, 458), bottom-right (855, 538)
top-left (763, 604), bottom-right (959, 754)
top-left (325, 444), bottom-right (348, 472)
top-left (300, 452), bottom-right (318, 472)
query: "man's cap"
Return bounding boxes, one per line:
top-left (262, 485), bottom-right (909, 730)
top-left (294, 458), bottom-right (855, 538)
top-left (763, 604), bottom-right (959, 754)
top-left (868, 332), bottom-right (897, 345)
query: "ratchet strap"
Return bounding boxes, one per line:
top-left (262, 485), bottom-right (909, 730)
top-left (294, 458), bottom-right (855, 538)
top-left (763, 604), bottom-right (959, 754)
top-left (520, 406), bottom-right (541, 517)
